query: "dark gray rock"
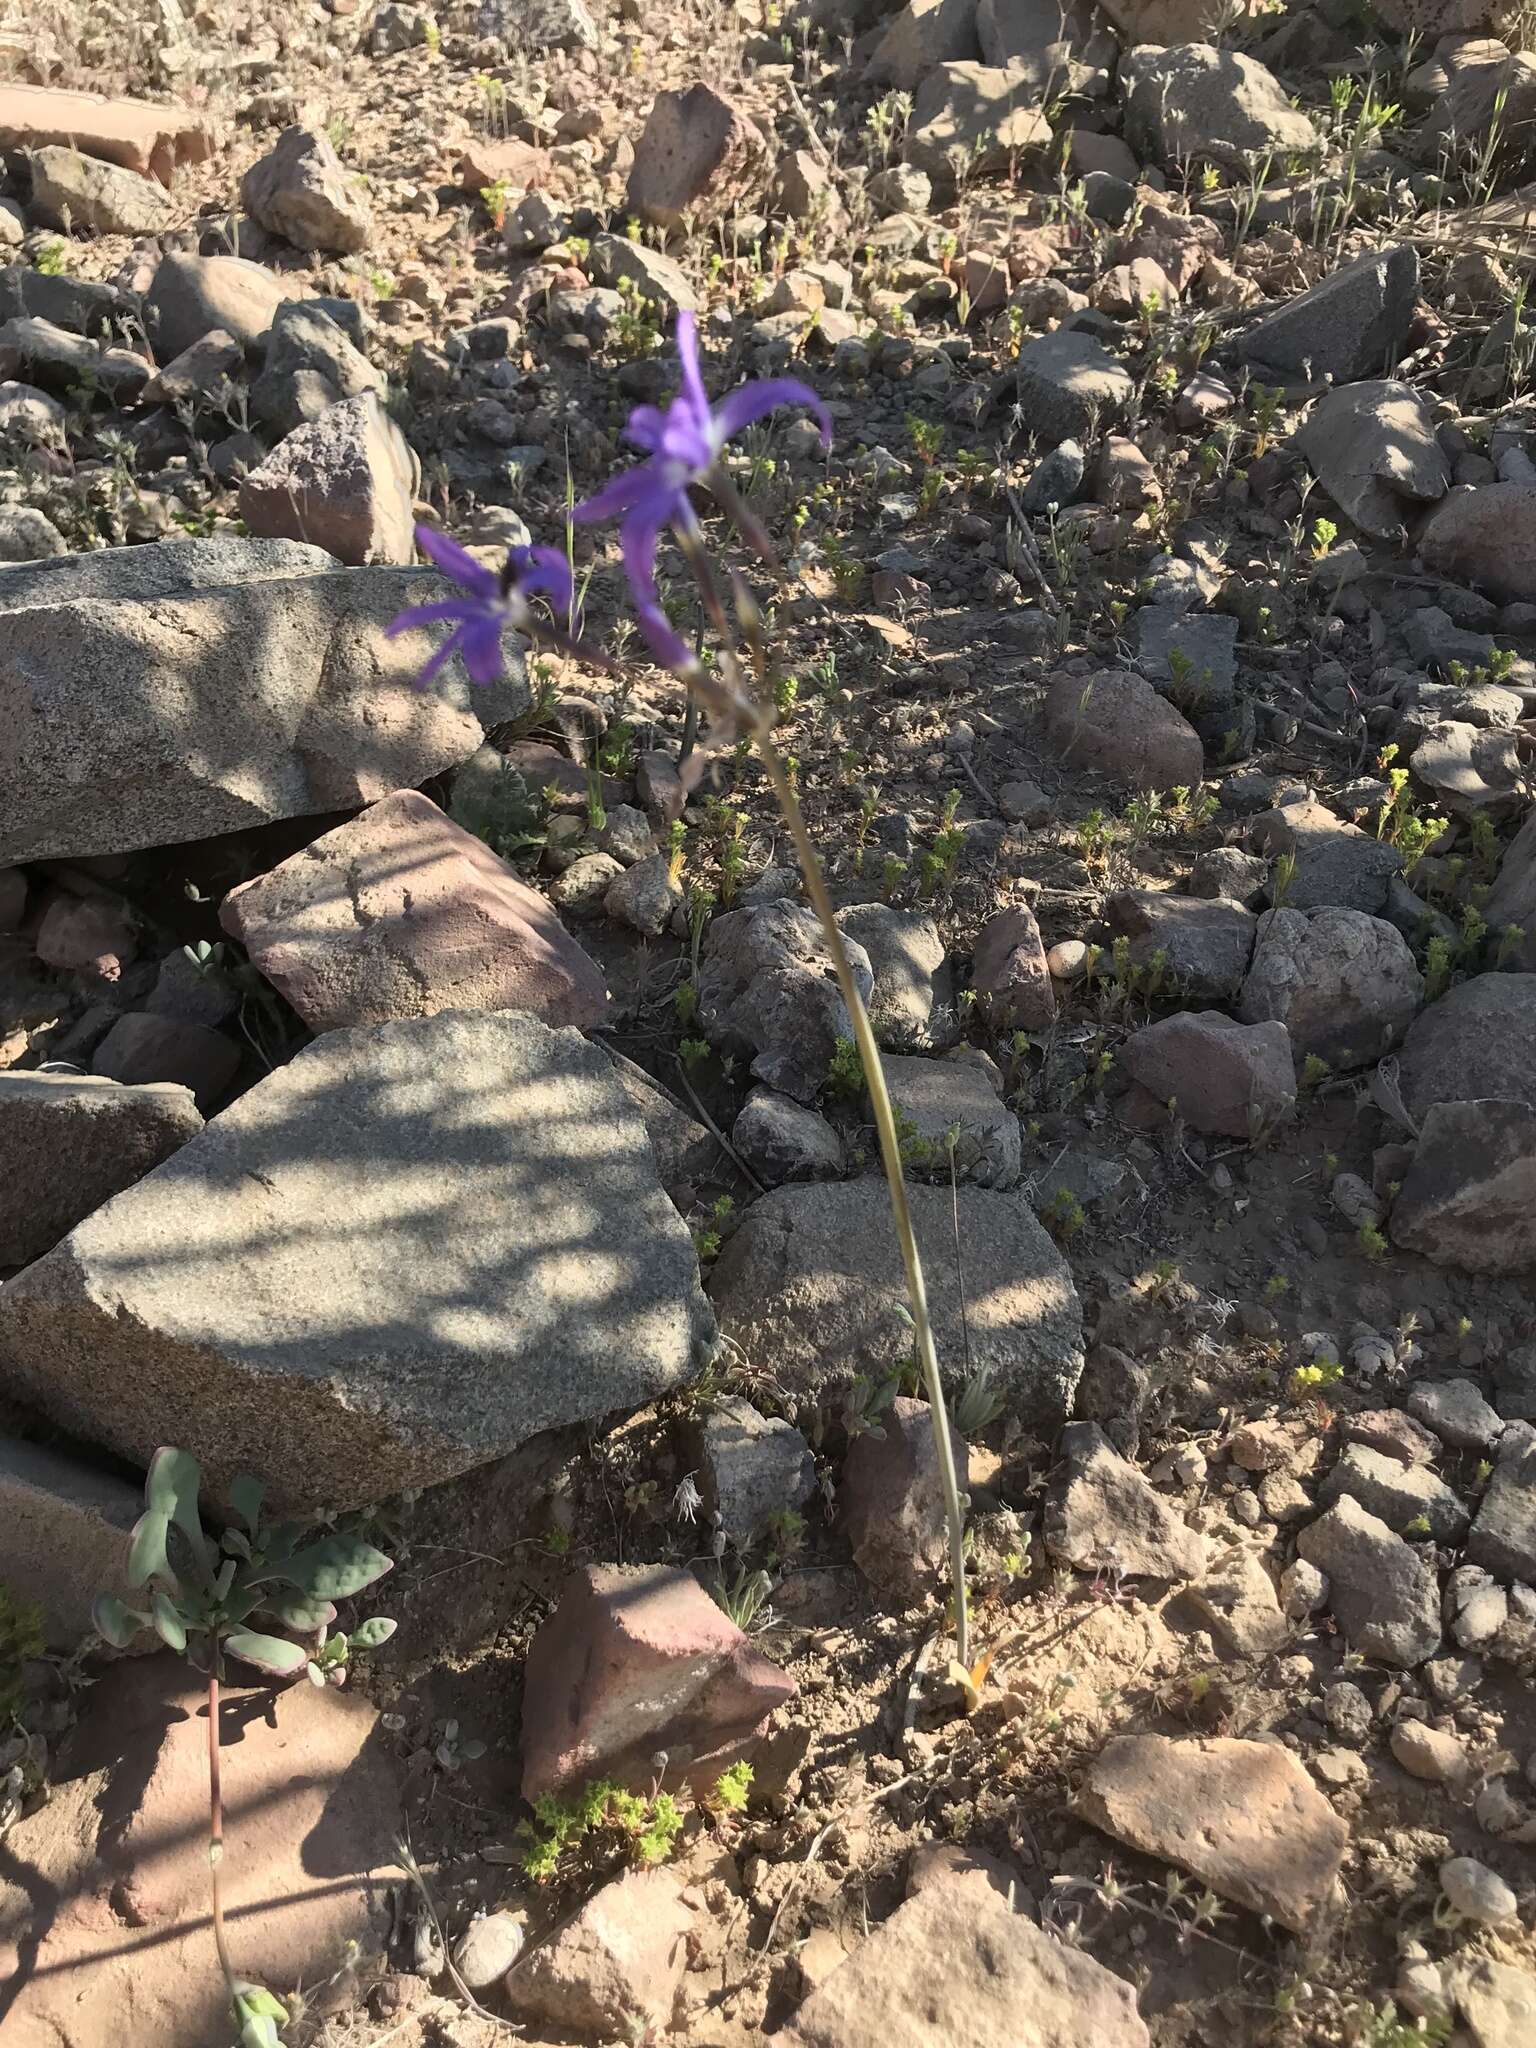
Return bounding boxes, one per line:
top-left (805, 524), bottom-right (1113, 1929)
top-left (1467, 1422), bottom-right (1536, 1582)
top-left (1014, 329), bottom-right (1132, 440)
top-left (1239, 244), bottom-right (1420, 385)
top-left (699, 901), bottom-right (874, 1104)
top-left (692, 1396), bottom-right (816, 1549)
top-left (1391, 1098), bottom-right (1536, 1274)
top-left (1296, 1494), bottom-right (1441, 1665)
top-left (732, 1087), bottom-right (844, 1184)
top-left (1397, 975), bottom-right (1536, 1121)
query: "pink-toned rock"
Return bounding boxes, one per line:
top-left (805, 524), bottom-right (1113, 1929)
top-left (221, 790), bottom-right (607, 1033)
top-left (626, 85), bottom-right (768, 229)
top-left (33, 892), bottom-right (137, 979)
top-left (1076, 1733), bottom-right (1349, 1937)
top-left (0, 1652), bottom-right (397, 2048)
top-left (1121, 1010), bottom-right (1295, 1138)
top-left (841, 1395), bottom-right (966, 1606)
top-left (1044, 668), bottom-right (1203, 791)
top-left (0, 83), bottom-right (213, 185)
top-left (238, 391), bottom-right (416, 566)
top-left (780, 1863), bottom-right (1150, 2048)
top-left (521, 1564), bottom-right (796, 1801)
top-left (971, 903), bottom-right (1054, 1030)
top-left (453, 135), bottom-right (556, 196)
top-left (504, 1868), bottom-right (693, 2035)
top-left (90, 1012), bottom-right (240, 1111)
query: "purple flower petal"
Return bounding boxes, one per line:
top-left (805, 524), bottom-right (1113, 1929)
top-left (460, 617), bottom-right (506, 686)
top-left (414, 523), bottom-right (499, 597)
top-left (635, 599), bottom-right (695, 672)
top-left (712, 376), bottom-right (831, 450)
top-left (624, 404), bottom-right (667, 453)
top-left (517, 544), bottom-right (575, 621)
top-left (574, 467), bottom-right (655, 525)
top-left (674, 310), bottom-right (710, 431)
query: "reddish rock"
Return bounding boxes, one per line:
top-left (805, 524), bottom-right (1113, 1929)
top-left (221, 790), bottom-right (608, 1033)
top-left (626, 85), bottom-right (767, 229)
top-left (90, 1013), bottom-right (240, 1111)
top-left (521, 1564), bottom-right (796, 1801)
top-left (1076, 1733), bottom-right (1348, 1937)
top-left (841, 1395), bottom-right (966, 1606)
top-left (1121, 1010), bottom-right (1295, 1138)
top-left (453, 136), bottom-right (556, 196)
top-left (0, 1653), bottom-right (397, 2048)
top-left (1044, 668), bottom-right (1203, 791)
top-left (972, 904), bottom-right (1054, 1030)
top-left (238, 391), bottom-right (416, 566)
top-left (33, 892), bottom-right (137, 979)
top-left (0, 83), bottom-right (213, 185)
top-left (504, 1868), bottom-right (692, 2036)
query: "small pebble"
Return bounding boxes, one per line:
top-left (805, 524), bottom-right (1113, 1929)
top-left (1390, 1718), bottom-right (1468, 1784)
top-left (1439, 1854), bottom-right (1518, 1925)
top-left (1046, 938), bottom-right (1089, 981)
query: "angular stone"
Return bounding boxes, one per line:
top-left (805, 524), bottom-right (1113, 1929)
top-left (1103, 889), bottom-right (1257, 1001)
top-left (779, 1864), bottom-right (1150, 2048)
top-left (1485, 809), bottom-right (1536, 968)
top-left (1467, 1421), bottom-right (1536, 1582)
top-left (1296, 1496), bottom-right (1442, 1665)
top-left (0, 557), bottom-right (525, 863)
top-left (145, 250), bottom-right (292, 357)
top-left (222, 790), bottom-right (607, 1033)
top-left (699, 901), bottom-right (873, 1104)
top-left (607, 1053), bottom-right (717, 1199)
top-left (905, 62), bottom-right (1053, 184)
top-left (1449, 1955), bottom-right (1536, 2045)
top-left (605, 851), bottom-right (683, 937)
top-left (883, 1051), bottom-right (1022, 1187)
top-left (0, 1653), bottom-right (396, 2048)
top-left (0, 534), bottom-right (334, 608)
top-left (712, 1178), bottom-right (1081, 1419)
top-left (869, 0), bottom-right (980, 90)
top-left (1407, 1377), bottom-right (1504, 1452)
top-left (1238, 906), bottom-right (1423, 1072)
top-left (0, 83), bottom-right (212, 183)
top-left (626, 85), bottom-right (766, 230)
top-left (250, 299), bottom-right (382, 436)
top-left (1397, 974), bottom-right (1536, 1121)
top-left (504, 1867), bottom-right (692, 2037)
top-left (521, 1563), bottom-right (794, 1800)
top-left (1411, 719), bottom-right (1523, 817)
top-left (1294, 380), bottom-right (1449, 540)
top-left (732, 1087), bottom-right (843, 1184)
top-left (1015, 331), bottom-right (1134, 441)
top-left (1076, 1734), bottom-right (1347, 1936)
top-left (477, 0), bottom-right (597, 48)
top-left (0, 1438), bottom-right (141, 1649)
top-left (1249, 797), bottom-right (1403, 913)
top-left (239, 392), bottom-right (415, 566)
top-left (90, 1013), bottom-right (240, 1112)
top-left (1319, 1444), bottom-right (1469, 1543)
top-left (241, 125), bottom-right (372, 254)
top-left (841, 1393), bottom-right (966, 1606)
top-left (1043, 667), bottom-right (1201, 790)
top-left (833, 903), bottom-right (952, 1050)
top-left (1123, 44), bottom-right (1317, 166)
top-left (27, 144), bottom-right (174, 234)
top-left (0, 377), bottom-right (63, 447)
top-left (1421, 483), bottom-right (1536, 606)
top-left (0, 1072), bottom-right (201, 1269)
top-left (588, 232), bottom-right (698, 315)
top-left (693, 1396), bottom-right (817, 1548)
top-left (141, 328), bottom-right (244, 410)
top-left (0, 1013), bottom-right (714, 1510)
top-left (1188, 1544), bottom-right (1289, 1658)
top-left (972, 904), bottom-right (1054, 1031)
top-left (1238, 243), bottom-right (1419, 385)
top-left (1047, 1422), bottom-right (1207, 1582)
top-left (0, 314), bottom-right (147, 399)
top-left (1392, 1098), bottom-right (1536, 1273)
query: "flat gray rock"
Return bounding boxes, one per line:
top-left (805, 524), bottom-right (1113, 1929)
top-left (0, 1071), bottom-right (202, 1269)
top-left (709, 1178), bottom-right (1083, 1423)
top-left (1467, 1422), bottom-right (1536, 1583)
top-left (0, 1012), bottom-right (716, 1510)
top-left (0, 559), bottom-right (528, 862)
top-left (1397, 975), bottom-right (1536, 1121)
top-left (1296, 1495), bottom-right (1441, 1666)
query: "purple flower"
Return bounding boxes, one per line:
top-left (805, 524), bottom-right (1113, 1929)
top-left (575, 311), bottom-right (831, 669)
top-left (386, 523), bottom-right (574, 688)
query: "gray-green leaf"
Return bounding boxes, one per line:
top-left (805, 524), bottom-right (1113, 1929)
top-left (224, 1629), bottom-right (308, 1676)
top-left (250, 1534), bottom-right (392, 1602)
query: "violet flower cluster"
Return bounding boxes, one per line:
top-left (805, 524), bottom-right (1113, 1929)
top-left (389, 311), bottom-right (830, 684)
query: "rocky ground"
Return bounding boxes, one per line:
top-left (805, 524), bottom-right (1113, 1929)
top-left (2, 0), bottom-right (1536, 2043)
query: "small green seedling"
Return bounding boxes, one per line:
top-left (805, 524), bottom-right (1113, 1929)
top-left (94, 1449), bottom-right (395, 2046)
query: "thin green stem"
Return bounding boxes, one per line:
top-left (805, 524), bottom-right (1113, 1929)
top-left (752, 721), bottom-right (970, 1671)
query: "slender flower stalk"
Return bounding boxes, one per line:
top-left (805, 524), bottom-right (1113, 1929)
top-left (388, 316), bottom-right (971, 1672)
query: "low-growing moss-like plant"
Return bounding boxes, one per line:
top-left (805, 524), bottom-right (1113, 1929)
top-left (823, 1032), bottom-right (866, 1104)
top-left (519, 1778), bottom-right (685, 1880)
top-left (94, 1449), bottom-right (396, 2046)
top-left (711, 1760), bottom-right (754, 1812)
